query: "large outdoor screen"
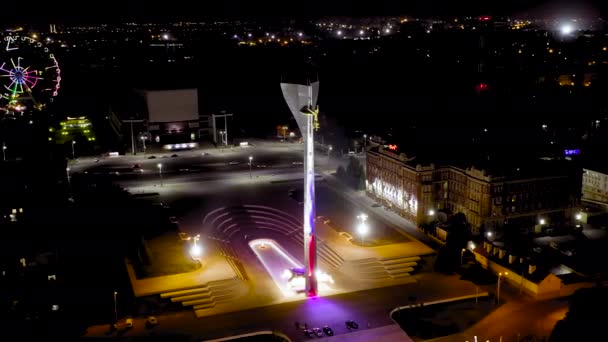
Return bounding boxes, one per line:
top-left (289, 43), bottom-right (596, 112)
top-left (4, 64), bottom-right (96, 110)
top-left (145, 89), bottom-right (198, 123)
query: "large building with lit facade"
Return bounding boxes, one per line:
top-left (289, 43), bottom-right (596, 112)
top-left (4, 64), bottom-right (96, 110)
top-left (366, 145), bottom-right (581, 233)
top-left (582, 167), bottom-right (608, 208)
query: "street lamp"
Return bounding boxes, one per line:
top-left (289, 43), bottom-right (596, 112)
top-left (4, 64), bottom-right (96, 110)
top-left (157, 163), bottom-right (163, 187)
top-left (327, 145), bottom-right (333, 173)
top-left (2, 142), bottom-right (6, 161)
top-left (497, 272), bottom-right (508, 305)
top-left (575, 212), bottom-right (583, 221)
top-left (428, 209), bottom-right (435, 216)
top-left (66, 167), bottom-right (71, 185)
top-left (461, 248), bottom-right (466, 265)
top-left (539, 218), bottom-right (546, 225)
top-left (363, 134), bottom-right (367, 151)
top-left (141, 136), bottom-right (147, 153)
top-left (248, 156), bottom-right (253, 179)
top-left (356, 213), bottom-right (369, 246)
top-left (113, 291), bottom-right (118, 323)
top-left (71, 140), bottom-right (76, 159)
top-left (190, 234), bottom-right (202, 257)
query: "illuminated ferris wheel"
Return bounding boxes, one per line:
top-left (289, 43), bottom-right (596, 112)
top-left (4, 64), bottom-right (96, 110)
top-left (0, 35), bottom-right (61, 113)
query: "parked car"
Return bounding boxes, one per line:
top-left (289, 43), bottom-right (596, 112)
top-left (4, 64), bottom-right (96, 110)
top-left (346, 320), bottom-right (359, 329)
top-left (146, 316), bottom-right (158, 328)
top-left (312, 327), bottom-right (323, 337)
top-left (303, 329), bottom-right (313, 337)
top-left (322, 326), bottom-right (334, 336)
top-left (229, 161), bottom-right (239, 165)
top-left (125, 318), bottom-right (133, 328)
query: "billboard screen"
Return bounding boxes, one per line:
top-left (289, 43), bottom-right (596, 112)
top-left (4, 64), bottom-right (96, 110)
top-left (145, 89), bottom-right (198, 123)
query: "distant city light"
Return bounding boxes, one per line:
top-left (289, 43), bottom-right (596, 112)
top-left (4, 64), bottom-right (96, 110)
top-left (385, 28), bottom-right (391, 34)
top-left (298, 32), bottom-right (303, 37)
top-left (575, 213), bottom-right (583, 220)
top-left (247, 33), bottom-right (252, 37)
top-left (539, 218), bottom-right (546, 225)
top-left (359, 30), bottom-right (365, 35)
top-left (162, 33), bottom-right (169, 40)
top-left (564, 149), bottom-right (580, 156)
top-left (428, 209), bottom-right (435, 216)
top-left (561, 24), bottom-right (573, 35)
top-left (337, 30), bottom-right (343, 36)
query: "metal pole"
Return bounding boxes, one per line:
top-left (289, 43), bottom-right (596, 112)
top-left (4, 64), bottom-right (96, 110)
top-left (66, 167), bottom-right (71, 186)
top-left (224, 115), bottom-right (228, 146)
top-left (497, 273), bottom-right (502, 305)
top-left (113, 291), bottom-right (118, 323)
top-left (71, 141), bottom-right (75, 159)
top-left (2, 143), bottom-right (5, 161)
top-left (327, 147), bottom-right (331, 173)
top-left (142, 136), bottom-right (146, 153)
top-left (130, 121), bottom-right (135, 155)
top-left (249, 160), bottom-right (252, 178)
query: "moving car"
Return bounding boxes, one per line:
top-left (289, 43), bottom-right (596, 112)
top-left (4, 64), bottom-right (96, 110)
top-left (125, 318), bottom-right (133, 328)
top-left (229, 161), bottom-right (239, 165)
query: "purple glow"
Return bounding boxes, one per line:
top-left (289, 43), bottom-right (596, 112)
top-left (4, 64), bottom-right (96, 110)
top-left (564, 149), bottom-right (581, 156)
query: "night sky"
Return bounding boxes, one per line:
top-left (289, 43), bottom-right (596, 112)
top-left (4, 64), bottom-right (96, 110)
top-left (18, 1), bottom-right (608, 23)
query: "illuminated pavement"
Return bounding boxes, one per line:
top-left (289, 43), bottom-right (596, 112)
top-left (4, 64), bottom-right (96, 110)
top-left (79, 140), bottom-right (450, 340)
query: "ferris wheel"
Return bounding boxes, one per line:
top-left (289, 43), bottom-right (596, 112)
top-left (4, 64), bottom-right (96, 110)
top-left (0, 35), bottom-right (61, 113)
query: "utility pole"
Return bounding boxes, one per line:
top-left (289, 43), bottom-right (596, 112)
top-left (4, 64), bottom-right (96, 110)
top-left (123, 119), bottom-right (145, 155)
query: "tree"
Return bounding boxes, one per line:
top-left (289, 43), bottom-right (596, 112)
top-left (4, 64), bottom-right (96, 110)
top-left (549, 285), bottom-right (608, 342)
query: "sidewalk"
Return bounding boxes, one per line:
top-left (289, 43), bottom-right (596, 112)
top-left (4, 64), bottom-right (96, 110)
top-left (322, 173), bottom-right (438, 249)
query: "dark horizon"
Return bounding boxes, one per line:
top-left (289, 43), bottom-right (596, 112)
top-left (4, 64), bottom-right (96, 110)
top-left (14, 0), bottom-right (608, 24)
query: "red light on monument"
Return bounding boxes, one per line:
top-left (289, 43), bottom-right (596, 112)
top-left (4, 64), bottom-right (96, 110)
top-left (479, 16), bottom-right (492, 21)
top-left (477, 83), bottom-right (488, 91)
top-left (388, 144), bottom-right (398, 151)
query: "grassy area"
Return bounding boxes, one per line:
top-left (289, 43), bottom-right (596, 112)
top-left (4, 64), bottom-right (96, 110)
top-left (135, 232), bottom-right (201, 279)
top-left (392, 297), bottom-right (495, 341)
top-left (317, 186), bottom-right (409, 247)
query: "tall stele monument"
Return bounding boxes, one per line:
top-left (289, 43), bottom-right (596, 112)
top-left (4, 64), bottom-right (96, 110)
top-left (280, 81), bottom-right (320, 297)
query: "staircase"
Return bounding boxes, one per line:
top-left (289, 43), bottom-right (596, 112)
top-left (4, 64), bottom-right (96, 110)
top-left (347, 256), bottom-right (421, 281)
top-left (160, 278), bottom-right (249, 315)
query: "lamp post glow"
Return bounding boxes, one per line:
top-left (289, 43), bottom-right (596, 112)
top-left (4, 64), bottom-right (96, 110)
top-left (497, 272), bottom-right (508, 305)
top-left (66, 167), bottom-right (71, 185)
top-left (190, 234), bottom-right (202, 257)
top-left (248, 156), bottom-right (253, 179)
top-left (428, 209), bottom-right (435, 216)
top-left (2, 142), bottom-right (6, 161)
top-left (327, 145), bottom-right (332, 173)
top-left (461, 248), bottom-right (466, 265)
top-left (281, 81), bottom-right (320, 297)
top-left (141, 136), bottom-right (147, 153)
top-left (356, 213), bottom-right (369, 246)
top-left (71, 140), bottom-right (76, 159)
top-left (363, 134), bottom-right (367, 151)
top-left (157, 163), bottom-right (163, 187)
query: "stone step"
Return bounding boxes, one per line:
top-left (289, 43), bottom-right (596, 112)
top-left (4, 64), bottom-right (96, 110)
top-left (183, 297), bottom-right (214, 306)
top-left (193, 302), bottom-right (216, 310)
top-left (172, 291), bottom-right (211, 303)
top-left (384, 262), bottom-right (418, 270)
top-left (390, 272), bottom-right (412, 279)
top-left (386, 267), bottom-right (414, 274)
top-left (379, 256), bottom-right (421, 264)
top-left (161, 286), bottom-right (209, 298)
